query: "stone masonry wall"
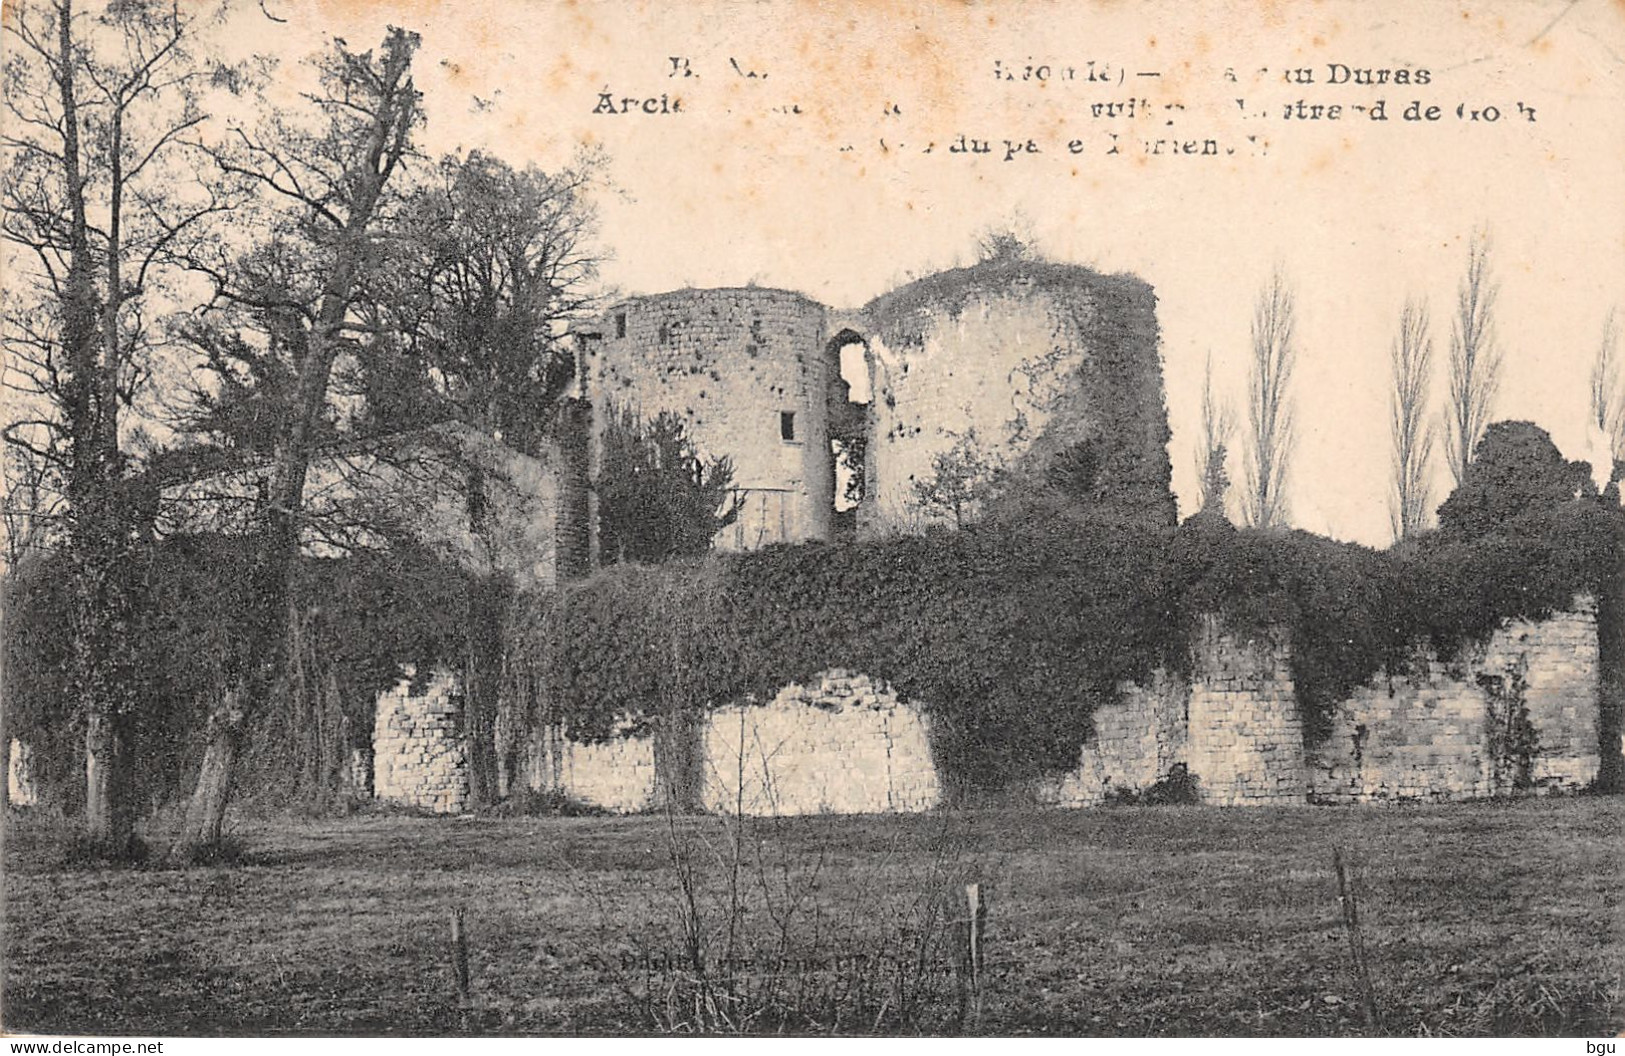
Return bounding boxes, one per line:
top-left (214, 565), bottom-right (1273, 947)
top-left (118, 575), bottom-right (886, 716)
top-left (1185, 620), bottom-right (1307, 805)
top-left (1043, 620), bottom-right (1307, 808)
top-left (493, 671), bottom-right (940, 816)
top-left (373, 667), bottom-right (468, 814)
top-left (1042, 601), bottom-right (1601, 808)
top-left (702, 671), bottom-right (941, 816)
top-left (8, 737), bottom-right (38, 808)
top-left (1307, 597), bottom-right (1601, 802)
top-left (506, 723), bottom-right (660, 814)
top-left (1039, 670), bottom-right (1188, 807)
top-left (374, 602), bottom-right (1599, 816)
top-left (1519, 601), bottom-right (1603, 788)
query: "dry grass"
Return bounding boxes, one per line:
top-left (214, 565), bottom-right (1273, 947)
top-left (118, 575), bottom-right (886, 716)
top-left (2, 796), bottom-right (1620, 1036)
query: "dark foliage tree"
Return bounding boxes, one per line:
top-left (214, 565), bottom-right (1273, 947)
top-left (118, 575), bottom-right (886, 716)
top-left (4, 530), bottom-right (486, 815)
top-left (596, 408), bottom-right (737, 565)
top-left (354, 148), bottom-right (602, 452)
top-left (912, 427), bottom-right (1005, 528)
top-left (331, 148), bottom-right (603, 807)
top-left (1436, 421), bottom-right (1593, 539)
top-left (2, 0), bottom-right (222, 854)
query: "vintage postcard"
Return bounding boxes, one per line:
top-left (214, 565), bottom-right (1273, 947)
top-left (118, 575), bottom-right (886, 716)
top-left (2, 0), bottom-right (1621, 1043)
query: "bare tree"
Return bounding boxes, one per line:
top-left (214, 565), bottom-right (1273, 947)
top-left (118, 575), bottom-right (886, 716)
top-left (1389, 296), bottom-right (1435, 541)
top-left (1444, 233), bottom-right (1502, 487)
top-left (2, 0), bottom-right (220, 854)
top-left (168, 28), bottom-right (423, 859)
top-left (0, 395), bottom-right (64, 574)
top-left (1241, 269), bottom-right (1296, 529)
top-left (1195, 351), bottom-right (1233, 517)
top-left (1591, 308), bottom-right (1623, 470)
top-left (360, 148), bottom-right (603, 452)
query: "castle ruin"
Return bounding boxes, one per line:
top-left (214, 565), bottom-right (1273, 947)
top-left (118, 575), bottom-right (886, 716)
top-left (359, 260), bottom-right (1607, 816)
top-left (568, 259), bottom-right (1176, 559)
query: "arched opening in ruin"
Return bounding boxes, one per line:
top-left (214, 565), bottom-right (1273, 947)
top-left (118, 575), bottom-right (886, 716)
top-left (824, 329), bottom-right (872, 538)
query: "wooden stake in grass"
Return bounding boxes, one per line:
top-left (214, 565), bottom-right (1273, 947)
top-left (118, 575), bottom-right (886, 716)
top-left (965, 882), bottom-right (987, 1029)
top-left (1332, 848), bottom-right (1381, 1033)
top-left (450, 907), bottom-right (471, 1006)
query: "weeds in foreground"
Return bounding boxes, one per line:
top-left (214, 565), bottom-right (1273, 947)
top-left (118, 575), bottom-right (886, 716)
top-left (625, 805), bottom-right (981, 1034)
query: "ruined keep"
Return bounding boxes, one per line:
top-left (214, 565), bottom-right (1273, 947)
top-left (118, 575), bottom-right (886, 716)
top-left (574, 287), bottom-right (840, 551)
top-left (859, 260), bottom-right (1176, 531)
top-left (5, 255), bottom-right (1605, 822)
top-left (569, 258), bottom-right (1177, 553)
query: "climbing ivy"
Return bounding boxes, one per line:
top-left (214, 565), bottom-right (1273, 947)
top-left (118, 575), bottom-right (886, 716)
top-left (865, 256), bottom-right (1177, 529)
top-left (2, 535), bottom-right (485, 810)
top-left (505, 495), bottom-right (1622, 796)
top-left (7, 450), bottom-right (1617, 808)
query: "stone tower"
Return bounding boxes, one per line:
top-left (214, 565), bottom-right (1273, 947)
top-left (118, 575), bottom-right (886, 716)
top-left (575, 287), bottom-right (853, 553)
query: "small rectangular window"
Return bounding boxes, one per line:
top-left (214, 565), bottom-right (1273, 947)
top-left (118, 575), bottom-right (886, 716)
top-left (615, 312), bottom-right (627, 338)
top-left (780, 411), bottom-right (797, 442)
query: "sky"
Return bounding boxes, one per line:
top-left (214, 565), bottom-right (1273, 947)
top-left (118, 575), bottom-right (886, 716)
top-left (43, 0), bottom-right (1625, 546)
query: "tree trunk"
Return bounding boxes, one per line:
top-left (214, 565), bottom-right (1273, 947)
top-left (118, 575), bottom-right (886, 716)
top-left (462, 578), bottom-right (503, 809)
top-left (1, 589), bottom-right (11, 812)
top-left (169, 692), bottom-right (243, 860)
top-left (83, 709), bottom-right (133, 856)
top-left (72, 539), bottom-right (142, 857)
top-left (1598, 565), bottom-right (1624, 793)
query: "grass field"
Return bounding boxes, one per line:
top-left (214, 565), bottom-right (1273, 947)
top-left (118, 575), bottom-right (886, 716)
top-left (3, 797), bottom-right (1621, 1036)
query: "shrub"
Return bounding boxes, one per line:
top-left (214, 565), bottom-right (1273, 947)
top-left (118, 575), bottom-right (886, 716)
top-left (1107, 763), bottom-right (1200, 806)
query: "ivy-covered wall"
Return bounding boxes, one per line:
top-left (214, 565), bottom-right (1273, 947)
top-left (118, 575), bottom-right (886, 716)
top-left (483, 670), bottom-right (938, 816)
top-left (1306, 598), bottom-right (1601, 802)
top-left (1037, 670), bottom-right (1187, 808)
top-left (1041, 598), bottom-right (1602, 807)
top-left (372, 596), bottom-right (1601, 816)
